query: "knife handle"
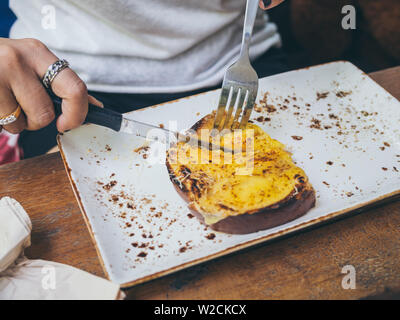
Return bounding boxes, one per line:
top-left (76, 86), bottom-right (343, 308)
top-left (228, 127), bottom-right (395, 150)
top-left (48, 90), bottom-right (123, 132)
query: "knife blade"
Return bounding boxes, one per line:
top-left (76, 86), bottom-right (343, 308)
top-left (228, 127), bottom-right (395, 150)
top-left (49, 90), bottom-right (233, 153)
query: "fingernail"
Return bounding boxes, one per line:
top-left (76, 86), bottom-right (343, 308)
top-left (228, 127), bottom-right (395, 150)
top-left (263, 0), bottom-right (272, 7)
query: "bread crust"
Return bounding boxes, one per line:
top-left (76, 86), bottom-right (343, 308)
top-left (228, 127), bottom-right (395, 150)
top-left (166, 114), bottom-right (316, 234)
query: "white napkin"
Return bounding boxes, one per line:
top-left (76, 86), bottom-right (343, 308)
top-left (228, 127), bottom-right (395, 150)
top-left (0, 197), bottom-right (125, 300)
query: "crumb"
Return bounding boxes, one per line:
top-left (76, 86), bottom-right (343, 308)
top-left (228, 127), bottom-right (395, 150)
top-left (336, 91), bottom-right (352, 98)
top-left (105, 145), bottom-right (112, 152)
top-left (361, 111), bottom-right (369, 117)
top-left (134, 145), bottom-right (150, 153)
top-left (326, 161), bottom-right (333, 165)
top-left (310, 118), bottom-right (322, 130)
top-left (291, 136), bottom-right (303, 141)
top-left (103, 180), bottom-right (117, 191)
top-left (137, 252), bottom-right (147, 258)
top-left (206, 233), bottom-right (216, 240)
top-left (317, 92), bottom-right (329, 100)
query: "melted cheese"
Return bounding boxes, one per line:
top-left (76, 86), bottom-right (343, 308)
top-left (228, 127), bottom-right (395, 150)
top-left (167, 123), bottom-right (307, 225)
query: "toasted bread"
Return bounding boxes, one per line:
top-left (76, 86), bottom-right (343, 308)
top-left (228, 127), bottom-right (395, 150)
top-left (166, 113), bottom-right (316, 234)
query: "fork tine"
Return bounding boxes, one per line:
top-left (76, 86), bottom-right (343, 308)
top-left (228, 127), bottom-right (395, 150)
top-left (221, 87), bottom-right (239, 130)
top-left (213, 86), bottom-right (231, 130)
top-left (239, 91), bottom-right (256, 129)
top-left (231, 89), bottom-right (248, 129)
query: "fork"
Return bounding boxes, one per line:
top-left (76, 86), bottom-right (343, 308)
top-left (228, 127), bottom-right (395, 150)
top-left (213, 0), bottom-right (259, 131)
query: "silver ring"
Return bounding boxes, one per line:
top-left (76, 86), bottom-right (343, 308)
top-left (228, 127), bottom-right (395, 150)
top-left (42, 59), bottom-right (70, 89)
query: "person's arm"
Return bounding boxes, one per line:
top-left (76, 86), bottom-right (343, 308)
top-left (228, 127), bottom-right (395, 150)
top-left (259, 0), bottom-right (285, 10)
top-left (0, 38), bottom-right (100, 134)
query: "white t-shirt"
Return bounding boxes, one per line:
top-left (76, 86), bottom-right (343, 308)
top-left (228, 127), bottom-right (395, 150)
top-left (10, 0), bottom-right (281, 93)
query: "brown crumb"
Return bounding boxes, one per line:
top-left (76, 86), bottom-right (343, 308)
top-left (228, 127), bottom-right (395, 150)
top-left (137, 252), bottom-right (147, 258)
top-left (310, 118), bottom-right (322, 130)
top-left (179, 247), bottom-right (187, 253)
top-left (336, 90), bottom-right (352, 98)
top-left (134, 145), bottom-right (150, 153)
top-left (266, 105), bottom-right (276, 113)
top-left (361, 111), bottom-right (369, 117)
top-left (346, 192), bottom-right (354, 197)
top-left (159, 124), bottom-right (165, 129)
top-left (291, 136), bottom-right (303, 141)
top-left (317, 92), bottom-right (329, 100)
top-left (326, 161), bottom-right (334, 165)
top-left (187, 213), bottom-right (194, 219)
top-left (323, 181), bottom-right (330, 186)
top-left (103, 180), bottom-right (117, 191)
top-left (206, 233), bottom-right (216, 240)
top-left (382, 167), bottom-right (388, 171)
top-left (105, 145), bottom-right (112, 152)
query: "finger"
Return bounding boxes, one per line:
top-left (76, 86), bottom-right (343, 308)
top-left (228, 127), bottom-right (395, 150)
top-left (9, 68), bottom-right (55, 131)
top-left (52, 69), bottom-right (88, 132)
top-left (19, 39), bottom-right (88, 132)
top-left (88, 95), bottom-right (104, 108)
top-left (259, 0), bottom-right (284, 10)
top-left (0, 87), bottom-right (27, 134)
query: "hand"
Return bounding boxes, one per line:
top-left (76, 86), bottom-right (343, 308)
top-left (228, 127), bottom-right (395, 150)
top-left (0, 38), bottom-right (99, 134)
top-left (259, 0), bottom-right (285, 10)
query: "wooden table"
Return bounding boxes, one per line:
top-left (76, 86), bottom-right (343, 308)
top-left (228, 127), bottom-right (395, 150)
top-left (1, 67), bottom-right (399, 300)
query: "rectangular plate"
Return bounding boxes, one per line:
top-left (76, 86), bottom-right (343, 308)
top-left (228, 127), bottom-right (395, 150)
top-left (58, 61), bottom-right (400, 287)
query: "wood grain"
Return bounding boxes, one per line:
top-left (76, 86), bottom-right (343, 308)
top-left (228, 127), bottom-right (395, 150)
top-left (0, 67), bottom-right (399, 299)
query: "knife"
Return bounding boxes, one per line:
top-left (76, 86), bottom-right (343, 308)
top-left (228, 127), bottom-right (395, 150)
top-left (48, 90), bottom-right (232, 153)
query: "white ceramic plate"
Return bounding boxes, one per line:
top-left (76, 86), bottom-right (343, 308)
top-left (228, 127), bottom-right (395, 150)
top-left (58, 61), bottom-right (400, 287)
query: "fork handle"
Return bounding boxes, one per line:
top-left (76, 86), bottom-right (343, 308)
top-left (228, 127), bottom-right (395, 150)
top-left (240, 0), bottom-right (259, 57)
